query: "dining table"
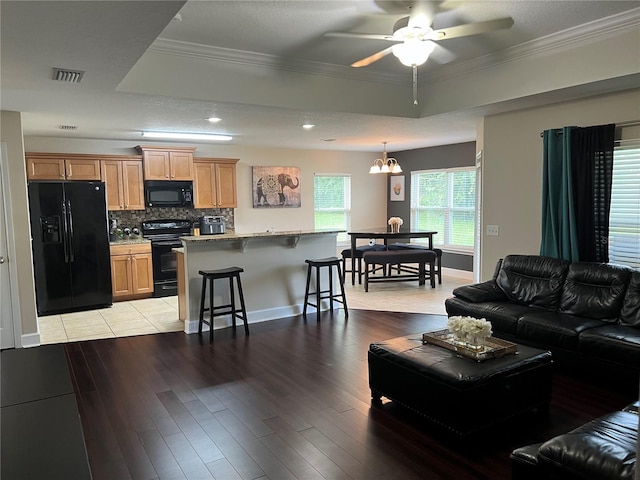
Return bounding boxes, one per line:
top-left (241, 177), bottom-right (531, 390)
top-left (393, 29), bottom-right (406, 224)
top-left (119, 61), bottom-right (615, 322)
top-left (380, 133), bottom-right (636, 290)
top-left (347, 228), bottom-right (438, 285)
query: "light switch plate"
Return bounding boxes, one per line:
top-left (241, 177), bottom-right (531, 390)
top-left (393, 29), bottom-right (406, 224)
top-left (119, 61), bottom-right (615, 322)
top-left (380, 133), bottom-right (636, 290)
top-left (486, 225), bottom-right (500, 236)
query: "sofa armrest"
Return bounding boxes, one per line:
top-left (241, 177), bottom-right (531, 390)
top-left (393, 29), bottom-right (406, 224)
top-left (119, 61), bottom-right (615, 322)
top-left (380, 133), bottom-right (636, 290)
top-left (452, 280), bottom-right (508, 303)
top-left (537, 411), bottom-right (637, 480)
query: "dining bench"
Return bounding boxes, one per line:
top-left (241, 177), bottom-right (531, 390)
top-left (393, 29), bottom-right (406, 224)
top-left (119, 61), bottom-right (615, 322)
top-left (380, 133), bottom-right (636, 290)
top-left (363, 250), bottom-right (436, 291)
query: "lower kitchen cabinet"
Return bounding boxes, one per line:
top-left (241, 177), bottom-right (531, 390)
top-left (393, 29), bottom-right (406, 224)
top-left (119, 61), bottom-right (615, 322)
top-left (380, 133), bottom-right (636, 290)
top-left (109, 243), bottom-right (153, 300)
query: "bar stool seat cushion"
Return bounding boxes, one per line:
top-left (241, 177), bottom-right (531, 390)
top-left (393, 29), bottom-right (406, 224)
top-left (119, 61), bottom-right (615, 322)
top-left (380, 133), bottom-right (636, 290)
top-left (306, 257), bottom-right (342, 266)
top-left (199, 266), bottom-right (244, 278)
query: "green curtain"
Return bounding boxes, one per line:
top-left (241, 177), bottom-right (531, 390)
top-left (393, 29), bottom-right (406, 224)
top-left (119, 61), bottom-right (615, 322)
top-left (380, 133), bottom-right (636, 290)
top-left (540, 127), bottom-right (580, 261)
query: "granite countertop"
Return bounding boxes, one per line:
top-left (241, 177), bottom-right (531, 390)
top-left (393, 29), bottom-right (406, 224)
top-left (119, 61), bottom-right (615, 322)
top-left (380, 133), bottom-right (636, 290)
top-left (180, 229), bottom-right (343, 243)
top-left (109, 237), bottom-right (150, 245)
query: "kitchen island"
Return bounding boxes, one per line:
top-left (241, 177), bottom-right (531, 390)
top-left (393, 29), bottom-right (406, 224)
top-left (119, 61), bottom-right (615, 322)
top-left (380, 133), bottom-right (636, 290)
top-left (178, 229), bottom-right (342, 333)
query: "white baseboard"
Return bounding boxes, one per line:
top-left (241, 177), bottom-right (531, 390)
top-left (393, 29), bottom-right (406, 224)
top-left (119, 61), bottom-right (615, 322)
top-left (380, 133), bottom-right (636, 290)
top-left (184, 302), bottom-right (334, 334)
top-left (21, 332), bottom-right (41, 348)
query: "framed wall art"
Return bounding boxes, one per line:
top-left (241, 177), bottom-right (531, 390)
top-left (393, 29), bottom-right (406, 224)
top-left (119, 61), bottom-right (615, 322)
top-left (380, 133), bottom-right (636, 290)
top-left (252, 166), bottom-right (301, 208)
top-left (390, 175), bottom-right (405, 202)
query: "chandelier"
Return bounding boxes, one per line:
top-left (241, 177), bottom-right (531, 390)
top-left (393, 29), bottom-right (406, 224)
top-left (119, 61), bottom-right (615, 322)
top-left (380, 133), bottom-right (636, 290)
top-left (369, 142), bottom-right (402, 174)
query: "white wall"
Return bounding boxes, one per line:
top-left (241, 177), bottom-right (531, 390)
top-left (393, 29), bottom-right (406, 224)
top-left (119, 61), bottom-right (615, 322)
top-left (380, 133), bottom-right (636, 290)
top-left (479, 88), bottom-right (640, 279)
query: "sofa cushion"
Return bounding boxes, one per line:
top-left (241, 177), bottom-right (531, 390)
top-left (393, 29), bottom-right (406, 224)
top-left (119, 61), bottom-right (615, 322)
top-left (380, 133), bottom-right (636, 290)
top-left (445, 297), bottom-right (531, 336)
top-left (620, 271), bottom-right (640, 327)
top-left (559, 263), bottom-right (632, 322)
top-left (537, 411), bottom-right (637, 480)
top-left (578, 324), bottom-right (640, 368)
top-left (496, 255), bottom-right (569, 309)
top-left (517, 311), bottom-right (604, 351)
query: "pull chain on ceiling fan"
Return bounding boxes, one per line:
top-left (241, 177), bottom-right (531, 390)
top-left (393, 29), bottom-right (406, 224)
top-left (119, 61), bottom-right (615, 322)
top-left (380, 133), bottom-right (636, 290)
top-left (324, 0), bottom-right (514, 105)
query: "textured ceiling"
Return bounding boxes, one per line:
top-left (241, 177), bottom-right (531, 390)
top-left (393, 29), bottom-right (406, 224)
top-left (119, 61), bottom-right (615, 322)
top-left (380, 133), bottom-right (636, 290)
top-left (1, 1), bottom-right (638, 152)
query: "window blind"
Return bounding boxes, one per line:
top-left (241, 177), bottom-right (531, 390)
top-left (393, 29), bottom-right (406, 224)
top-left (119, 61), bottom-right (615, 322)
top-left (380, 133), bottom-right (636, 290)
top-left (314, 174), bottom-right (351, 243)
top-left (609, 141), bottom-right (640, 269)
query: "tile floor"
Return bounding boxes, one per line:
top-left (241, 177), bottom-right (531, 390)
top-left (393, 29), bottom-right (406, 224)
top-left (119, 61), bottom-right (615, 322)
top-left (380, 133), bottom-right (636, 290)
top-left (39, 268), bottom-right (473, 345)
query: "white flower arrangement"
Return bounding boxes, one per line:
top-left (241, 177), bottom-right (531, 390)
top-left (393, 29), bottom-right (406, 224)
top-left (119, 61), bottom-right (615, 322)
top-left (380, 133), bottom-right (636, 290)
top-left (387, 217), bottom-right (404, 226)
top-left (447, 316), bottom-right (492, 345)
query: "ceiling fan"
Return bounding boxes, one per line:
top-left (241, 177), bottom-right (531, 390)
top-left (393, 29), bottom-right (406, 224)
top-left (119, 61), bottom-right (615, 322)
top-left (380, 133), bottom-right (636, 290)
top-left (325, 1), bottom-right (514, 105)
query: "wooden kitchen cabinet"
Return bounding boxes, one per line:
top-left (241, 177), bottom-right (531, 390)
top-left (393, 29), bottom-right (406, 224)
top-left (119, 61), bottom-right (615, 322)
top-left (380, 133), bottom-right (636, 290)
top-left (193, 158), bottom-right (239, 208)
top-left (101, 158), bottom-right (145, 210)
top-left (26, 154), bottom-right (101, 180)
top-left (110, 243), bottom-right (154, 300)
top-left (136, 145), bottom-right (195, 180)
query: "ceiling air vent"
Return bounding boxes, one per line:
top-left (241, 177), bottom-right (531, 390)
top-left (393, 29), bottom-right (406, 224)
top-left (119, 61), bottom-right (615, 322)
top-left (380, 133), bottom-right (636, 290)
top-left (59, 125), bottom-right (77, 131)
top-left (52, 68), bottom-right (85, 83)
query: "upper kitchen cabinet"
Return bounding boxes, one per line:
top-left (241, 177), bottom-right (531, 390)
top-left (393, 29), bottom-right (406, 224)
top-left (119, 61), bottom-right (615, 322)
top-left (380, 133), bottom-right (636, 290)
top-left (26, 153), bottom-right (101, 181)
top-left (136, 146), bottom-right (196, 181)
top-left (101, 158), bottom-right (145, 211)
top-left (193, 158), bottom-right (239, 208)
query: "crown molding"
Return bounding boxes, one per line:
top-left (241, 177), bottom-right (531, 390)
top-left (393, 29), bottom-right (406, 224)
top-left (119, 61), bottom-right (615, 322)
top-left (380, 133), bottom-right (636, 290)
top-left (148, 38), bottom-right (406, 86)
top-left (149, 8), bottom-right (639, 89)
top-left (421, 7), bottom-right (640, 85)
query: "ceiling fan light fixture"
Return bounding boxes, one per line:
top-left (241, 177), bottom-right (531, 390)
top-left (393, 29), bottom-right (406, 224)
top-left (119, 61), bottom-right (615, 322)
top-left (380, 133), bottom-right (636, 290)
top-left (392, 40), bottom-right (435, 67)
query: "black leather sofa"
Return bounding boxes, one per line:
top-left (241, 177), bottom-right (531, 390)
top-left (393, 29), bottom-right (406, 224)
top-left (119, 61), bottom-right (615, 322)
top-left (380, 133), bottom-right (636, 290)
top-left (445, 254), bottom-right (640, 386)
top-left (510, 402), bottom-right (638, 480)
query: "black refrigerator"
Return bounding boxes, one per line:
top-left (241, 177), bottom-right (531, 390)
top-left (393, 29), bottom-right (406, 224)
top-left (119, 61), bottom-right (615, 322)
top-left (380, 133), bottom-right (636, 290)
top-left (28, 181), bottom-right (113, 315)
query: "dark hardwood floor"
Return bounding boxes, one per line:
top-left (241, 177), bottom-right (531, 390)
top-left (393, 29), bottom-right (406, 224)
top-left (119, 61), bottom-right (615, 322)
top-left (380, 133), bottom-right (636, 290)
top-left (64, 310), bottom-right (636, 480)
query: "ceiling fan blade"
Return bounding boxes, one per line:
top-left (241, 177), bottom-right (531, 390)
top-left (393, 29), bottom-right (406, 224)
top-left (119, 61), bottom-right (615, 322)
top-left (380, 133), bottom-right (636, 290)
top-left (430, 16), bottom-right (514, 41)
top-left (351, 46), bottom-right (394, 68)
top-left (324, 31), bottom-right (398, 41)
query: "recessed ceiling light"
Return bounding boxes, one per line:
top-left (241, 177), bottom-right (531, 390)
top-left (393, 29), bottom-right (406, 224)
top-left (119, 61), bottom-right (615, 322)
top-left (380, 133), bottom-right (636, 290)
top-left (302, 124), bottom-right (315, 129)
top-left (207, 117), bottom-right (221, 123)
top-left (141, 131), bottom-right (232, 141)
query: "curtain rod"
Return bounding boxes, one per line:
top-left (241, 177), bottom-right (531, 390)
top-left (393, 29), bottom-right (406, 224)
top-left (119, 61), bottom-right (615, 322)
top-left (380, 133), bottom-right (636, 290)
top-left (539, 120), bottom-right (640, 137)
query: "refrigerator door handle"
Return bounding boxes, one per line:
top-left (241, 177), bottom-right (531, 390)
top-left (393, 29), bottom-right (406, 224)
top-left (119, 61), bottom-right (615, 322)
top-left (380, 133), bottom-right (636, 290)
top-left (61, 201), bottom-right (70, 263)
top-left (67, 200), bottom-right (75, 262)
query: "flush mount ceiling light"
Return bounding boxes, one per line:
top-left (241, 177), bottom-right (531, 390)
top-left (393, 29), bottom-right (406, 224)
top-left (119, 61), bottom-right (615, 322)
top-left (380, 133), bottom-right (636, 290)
top-left (369, 142), bottom-right (402, 174)
top-left (141, 131), bottom-right (232, 141)
top-left (207, 117), bottom-right (221, 123)
top-left (302, 124), bottom-right (315, 129)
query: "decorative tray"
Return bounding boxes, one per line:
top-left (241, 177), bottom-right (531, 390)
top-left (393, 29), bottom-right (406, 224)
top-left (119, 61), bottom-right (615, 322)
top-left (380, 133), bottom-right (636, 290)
top-left (421, 329), bottom-right (517, 362)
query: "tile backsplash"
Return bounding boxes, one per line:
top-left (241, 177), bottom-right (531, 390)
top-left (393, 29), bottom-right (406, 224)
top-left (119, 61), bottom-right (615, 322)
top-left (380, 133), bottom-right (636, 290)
top-left (110, 207), bottom-right (234, 233)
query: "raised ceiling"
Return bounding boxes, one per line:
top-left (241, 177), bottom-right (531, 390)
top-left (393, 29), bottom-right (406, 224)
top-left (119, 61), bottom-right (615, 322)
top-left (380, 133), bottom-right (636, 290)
top-left (1, 1), bottom-right (638, 152)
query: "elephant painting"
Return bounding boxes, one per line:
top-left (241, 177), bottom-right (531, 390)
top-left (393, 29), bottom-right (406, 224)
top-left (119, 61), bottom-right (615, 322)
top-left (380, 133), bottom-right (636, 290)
top-left (252, 167), bottom-right (301, 207)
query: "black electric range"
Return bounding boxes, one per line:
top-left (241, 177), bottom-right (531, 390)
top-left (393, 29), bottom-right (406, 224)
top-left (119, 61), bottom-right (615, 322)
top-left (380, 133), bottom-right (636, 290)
top-left (141, 219), bottom-right (192, 298)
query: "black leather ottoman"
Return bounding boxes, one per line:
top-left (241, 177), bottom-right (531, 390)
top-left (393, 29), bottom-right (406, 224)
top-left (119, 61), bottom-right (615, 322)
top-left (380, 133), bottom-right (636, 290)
top-left (368, 334), bottom-right (553, 437)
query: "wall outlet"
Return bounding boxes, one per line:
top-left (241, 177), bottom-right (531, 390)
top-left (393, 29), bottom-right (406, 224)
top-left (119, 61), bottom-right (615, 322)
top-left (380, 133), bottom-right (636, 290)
top-left (486, 225), bottom-right (500, 236)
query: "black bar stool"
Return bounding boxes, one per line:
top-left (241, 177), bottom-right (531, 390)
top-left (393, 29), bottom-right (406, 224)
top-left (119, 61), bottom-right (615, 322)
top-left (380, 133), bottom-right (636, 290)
top-left (303, 257), bottom-right (348, 322)
top-left (198, 267), bottom-right (249, 342)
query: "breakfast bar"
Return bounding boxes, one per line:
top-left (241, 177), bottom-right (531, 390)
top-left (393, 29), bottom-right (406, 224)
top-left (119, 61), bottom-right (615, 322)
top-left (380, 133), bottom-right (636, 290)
top-left (178, 229), bottom-right (342, 333)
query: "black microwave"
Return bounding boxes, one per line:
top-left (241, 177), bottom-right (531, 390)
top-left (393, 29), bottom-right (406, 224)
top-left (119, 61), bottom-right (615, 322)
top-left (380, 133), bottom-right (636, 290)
top-left (144, 180), bottom-right (193, 208)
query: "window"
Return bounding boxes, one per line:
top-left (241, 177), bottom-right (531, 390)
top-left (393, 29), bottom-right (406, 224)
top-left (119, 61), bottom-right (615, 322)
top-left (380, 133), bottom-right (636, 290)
top-left (609, 142), bottom-right (640, 269)
top-left (314, 174), bottom-right (351, 244)
top-left (411, 167), bottom-right (476, 251)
